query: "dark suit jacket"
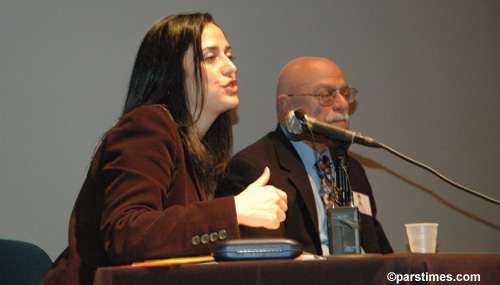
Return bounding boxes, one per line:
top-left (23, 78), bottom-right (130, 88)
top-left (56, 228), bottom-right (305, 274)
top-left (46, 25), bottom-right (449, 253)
top-left (42, 105), bottom-right (240, 284)
top-left (217, 125), bottom-right (392, 255)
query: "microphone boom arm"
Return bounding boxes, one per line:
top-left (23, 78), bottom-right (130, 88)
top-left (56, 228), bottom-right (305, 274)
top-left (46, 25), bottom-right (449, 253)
top-left (287, 108), bottom-right (500, 206)
top-left (377, 142), bottom-right (500, 206)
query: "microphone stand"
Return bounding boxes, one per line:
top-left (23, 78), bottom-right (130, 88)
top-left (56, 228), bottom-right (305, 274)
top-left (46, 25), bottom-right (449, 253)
top-left (327, 140), bottom-right (361, 254)
top-left (332, 141), bottom-right (354, 207)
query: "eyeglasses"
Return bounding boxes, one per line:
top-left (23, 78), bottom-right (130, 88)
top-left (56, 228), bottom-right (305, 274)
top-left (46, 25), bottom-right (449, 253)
top-left (287, 88), bottom-right (358, 105)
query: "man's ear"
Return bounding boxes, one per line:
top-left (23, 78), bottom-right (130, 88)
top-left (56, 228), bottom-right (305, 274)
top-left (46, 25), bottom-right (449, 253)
top-left (278, 94), bottom-right (292, 114)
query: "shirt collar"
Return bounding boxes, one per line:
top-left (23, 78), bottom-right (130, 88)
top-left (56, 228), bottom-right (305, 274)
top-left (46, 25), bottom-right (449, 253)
top-left (279, 125), bottom-right (331, 170)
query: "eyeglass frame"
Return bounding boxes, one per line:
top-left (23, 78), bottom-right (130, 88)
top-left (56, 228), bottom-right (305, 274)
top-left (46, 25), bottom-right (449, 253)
top-left (287, 87), bottom-right (359, 105)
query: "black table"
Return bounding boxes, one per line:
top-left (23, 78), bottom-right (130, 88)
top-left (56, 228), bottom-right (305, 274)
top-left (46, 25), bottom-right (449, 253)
top-left (94, 253), bottom-right (500, 284)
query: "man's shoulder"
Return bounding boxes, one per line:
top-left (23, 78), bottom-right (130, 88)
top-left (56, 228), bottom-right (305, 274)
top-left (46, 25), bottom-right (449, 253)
top-left (232, 128), bottom-right (283, 158)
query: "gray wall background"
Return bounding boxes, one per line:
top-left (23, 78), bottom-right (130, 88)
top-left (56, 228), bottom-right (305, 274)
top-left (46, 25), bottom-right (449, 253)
top-left (2, 1), bottom-right (499, 261)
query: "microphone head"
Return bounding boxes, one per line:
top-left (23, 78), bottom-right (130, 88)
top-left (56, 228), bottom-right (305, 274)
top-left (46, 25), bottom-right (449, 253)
top-left (286, 110), bottom-right (304, 135)
top-left (294, 108), bottom-right (306, 120)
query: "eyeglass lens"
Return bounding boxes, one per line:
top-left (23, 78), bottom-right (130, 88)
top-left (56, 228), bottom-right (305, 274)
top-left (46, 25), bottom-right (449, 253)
top-left (319, 88), bottom-right (351, 105)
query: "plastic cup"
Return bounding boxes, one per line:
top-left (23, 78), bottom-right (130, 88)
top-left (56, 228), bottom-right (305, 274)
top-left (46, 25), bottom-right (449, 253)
top-left (405, 223), bottom-right (439, 253)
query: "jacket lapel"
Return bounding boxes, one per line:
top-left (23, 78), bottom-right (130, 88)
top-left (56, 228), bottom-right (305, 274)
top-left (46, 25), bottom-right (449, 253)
top-left (272, 126), bottom-right (320, 236)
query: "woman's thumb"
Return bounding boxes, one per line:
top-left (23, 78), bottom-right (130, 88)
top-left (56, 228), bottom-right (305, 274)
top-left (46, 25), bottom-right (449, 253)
top-left (249, 167), bottom-right (270, 187)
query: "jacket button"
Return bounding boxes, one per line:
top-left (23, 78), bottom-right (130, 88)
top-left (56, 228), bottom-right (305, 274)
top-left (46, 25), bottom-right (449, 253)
top-left (218, 229), bottom-right (228, 240)
top-left (191, 235), bottom-right (201, 245)
top-left (201, 234), bottom-right (210, 244)
top-left (209, 232), bottom-right (218, 243)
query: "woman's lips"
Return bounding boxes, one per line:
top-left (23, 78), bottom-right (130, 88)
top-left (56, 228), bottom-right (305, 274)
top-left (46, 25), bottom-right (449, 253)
top-left (224, 80), bottom-right (238, 94)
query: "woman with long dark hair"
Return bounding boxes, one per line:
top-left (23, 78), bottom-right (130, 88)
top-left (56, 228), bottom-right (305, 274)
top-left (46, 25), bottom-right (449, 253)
top-left (42, 13), bottom-right (287, 284)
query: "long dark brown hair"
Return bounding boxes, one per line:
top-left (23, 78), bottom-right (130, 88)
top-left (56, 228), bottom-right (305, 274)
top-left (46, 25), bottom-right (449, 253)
top-left (123, 13), bottom-right (233, 194)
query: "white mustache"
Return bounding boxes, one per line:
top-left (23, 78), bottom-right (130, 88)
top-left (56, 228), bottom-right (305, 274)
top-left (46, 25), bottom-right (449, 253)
top-left (325, 113), bottom-right (349, 123)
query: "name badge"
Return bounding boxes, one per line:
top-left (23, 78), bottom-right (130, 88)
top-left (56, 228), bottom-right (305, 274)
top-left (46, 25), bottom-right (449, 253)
top-left (352, 191), bottom-right (372, 216)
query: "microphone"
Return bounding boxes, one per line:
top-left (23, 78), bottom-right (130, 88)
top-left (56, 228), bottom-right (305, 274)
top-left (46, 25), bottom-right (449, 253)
top-left (286, 108), bottom-right (381, 147)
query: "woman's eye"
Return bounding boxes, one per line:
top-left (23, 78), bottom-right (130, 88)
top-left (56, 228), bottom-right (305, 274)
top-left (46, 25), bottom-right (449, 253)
top-left (227, 55), bottom-right (235, 62)
top-left (204, 55), bottom-right (215, 62)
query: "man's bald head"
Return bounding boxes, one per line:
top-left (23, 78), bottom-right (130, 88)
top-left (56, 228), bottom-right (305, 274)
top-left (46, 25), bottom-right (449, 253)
top-left (276, 57), bottom-right (349, 131)
top-left (277, 57), bottom-right (344, 97)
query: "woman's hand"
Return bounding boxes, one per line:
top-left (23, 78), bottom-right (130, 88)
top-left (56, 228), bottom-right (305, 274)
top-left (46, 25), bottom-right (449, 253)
top-left (234, 167), bottom-right (288, 229)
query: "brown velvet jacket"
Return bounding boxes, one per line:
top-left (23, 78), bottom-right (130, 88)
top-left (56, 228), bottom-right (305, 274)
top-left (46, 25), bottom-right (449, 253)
top-left (42, 105), bottom-right (240, 284)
